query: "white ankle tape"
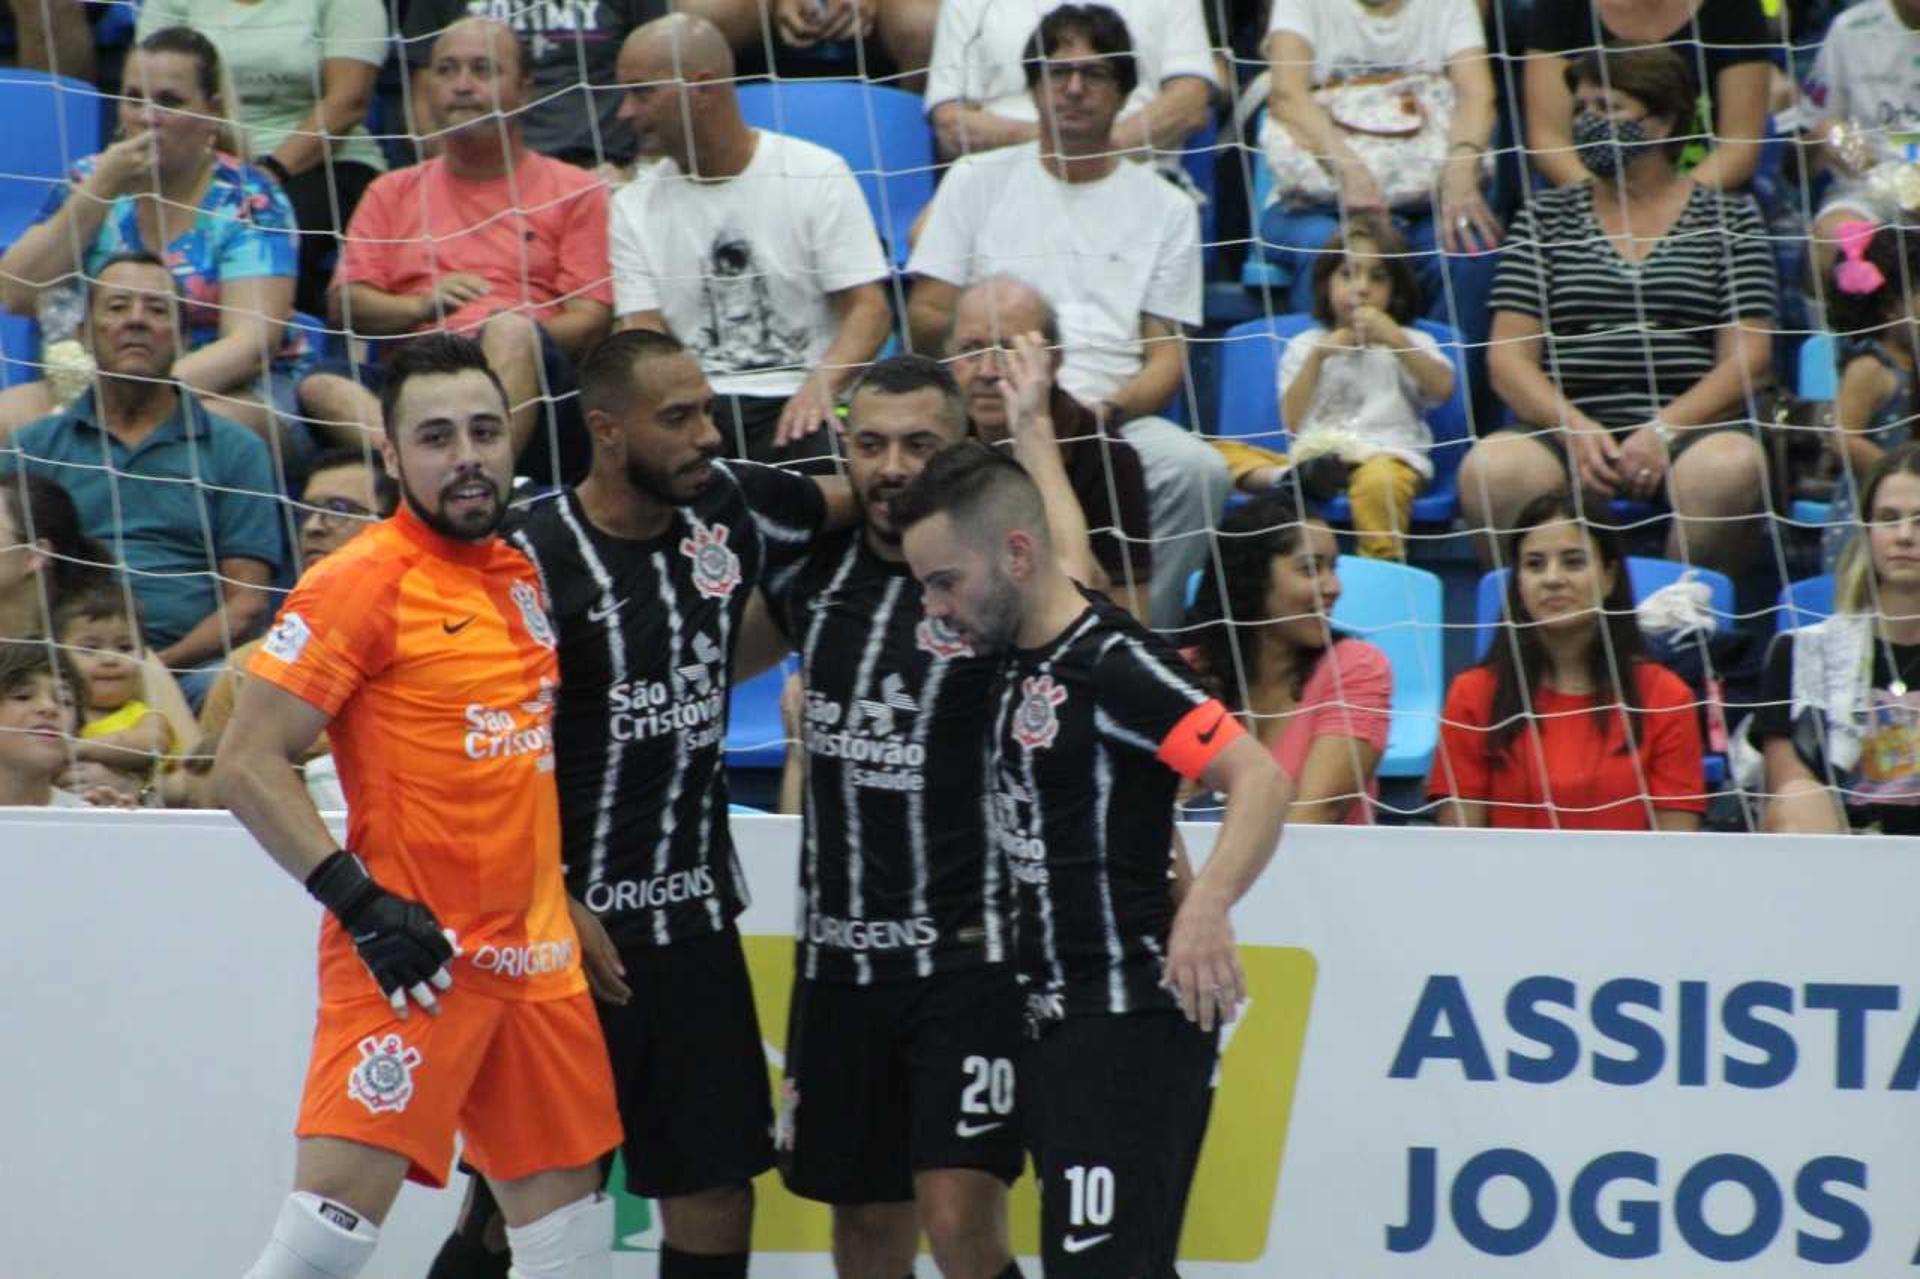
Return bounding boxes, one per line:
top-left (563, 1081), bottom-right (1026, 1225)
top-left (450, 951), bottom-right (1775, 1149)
top-left (504, 1192), bottom-right (613, 1279)
top-left (243, 1192), bottom-right (379, 1279)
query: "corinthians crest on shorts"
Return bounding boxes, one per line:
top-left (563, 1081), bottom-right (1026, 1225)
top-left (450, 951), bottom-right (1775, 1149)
top-left (347, 1033), bottom-right (423, 1114)
top-left (1013, 674), bottom-right (1068, 750)
top-left (682, 521), bottom-right (742, 600)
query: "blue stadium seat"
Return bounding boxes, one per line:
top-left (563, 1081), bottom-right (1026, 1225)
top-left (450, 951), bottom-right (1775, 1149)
top-left (736, 81), bottom-right (934, 270)
top-left (93, 0), bottom-right (139, 49)
top-left (1178, 113), bottom-right (1220, 274)
top-left (725, 658), bottom-right (796, 771)
top-left (1778, 573), bottom-right (1835, 632)
top-left (0, 70), bottom-right (107, 248)
top-left (1472, 557), bottom-right (1736, 660)
top-left (1214, 312), bottom-right (1471, 527)
top-left (0, 312), bottom-right (38, 388)
top-left (1327, 556), bottom-right (1443, 780)
top-left (1240, 113), bottom-right (1287, 292)
top-left (288, 310), bottom-right (343, 364)
top-left (1798, 331), bottom-right (1837, 401)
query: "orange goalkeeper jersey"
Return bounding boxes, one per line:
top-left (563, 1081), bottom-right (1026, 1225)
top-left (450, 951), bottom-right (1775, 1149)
top-left (249, 504), bottom-right (585, 1005)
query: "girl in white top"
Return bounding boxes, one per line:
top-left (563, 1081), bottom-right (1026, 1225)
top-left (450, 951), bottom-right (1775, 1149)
top-left (1277, 216), bottom-right (1452, 561)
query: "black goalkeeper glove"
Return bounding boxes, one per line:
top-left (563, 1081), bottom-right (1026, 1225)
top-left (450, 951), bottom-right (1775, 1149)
top-left (306, 850), bottom-right (455, 1017)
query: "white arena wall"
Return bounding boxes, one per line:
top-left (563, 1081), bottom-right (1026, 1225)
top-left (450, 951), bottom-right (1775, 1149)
top-left (4, 809), bottom-right (1917, 1277)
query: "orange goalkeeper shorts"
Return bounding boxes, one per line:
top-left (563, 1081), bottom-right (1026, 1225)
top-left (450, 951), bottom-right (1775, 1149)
top-left (294, 986), bottom-right (621, 1187)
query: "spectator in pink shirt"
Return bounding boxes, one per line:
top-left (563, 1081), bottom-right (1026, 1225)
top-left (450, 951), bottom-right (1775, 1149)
top-left (333, 16), bottom-right (613, 483)
top-left (1186, 489), bottom-right (1391, 823)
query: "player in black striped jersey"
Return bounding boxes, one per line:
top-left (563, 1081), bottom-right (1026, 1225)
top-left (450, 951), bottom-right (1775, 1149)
top-left (759, 348), bottom-right (1098, 1279)
top-left (896, 442), bottom-right (1289, 1277)
top-left (427, 328), bottom-right (851, 1279)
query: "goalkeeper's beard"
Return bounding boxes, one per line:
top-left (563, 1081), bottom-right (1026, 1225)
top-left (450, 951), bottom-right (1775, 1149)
top-left (398, 468), bottom-right (505, 542)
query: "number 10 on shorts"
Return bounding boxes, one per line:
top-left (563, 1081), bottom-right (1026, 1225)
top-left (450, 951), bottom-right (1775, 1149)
top-left (1064, 1165), bottom-right (1116, 1227)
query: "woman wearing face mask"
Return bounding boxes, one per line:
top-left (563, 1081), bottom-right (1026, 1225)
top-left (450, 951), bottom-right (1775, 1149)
top-left (1524, 0), bottom-right (1772, 192)
top-left (1455, 46), bottom-right (1776, 577)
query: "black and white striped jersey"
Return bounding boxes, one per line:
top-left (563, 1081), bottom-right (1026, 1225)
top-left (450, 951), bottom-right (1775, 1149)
top-left (988, 594), bottom-right (1218, 1019)
top-left (511, 461), bottom-right (825, 949)
top-left (765, 527), bottom-right (1008, 985)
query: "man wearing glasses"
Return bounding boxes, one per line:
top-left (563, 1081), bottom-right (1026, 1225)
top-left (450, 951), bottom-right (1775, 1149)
top-left (906, 4), bottom-right (1224, 633)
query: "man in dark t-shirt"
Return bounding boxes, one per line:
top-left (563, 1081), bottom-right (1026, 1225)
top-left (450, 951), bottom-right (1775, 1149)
top-left (895, 440), bottom-right (1290, 1277)
top-left (950, 274), bottom-right (1156, 622)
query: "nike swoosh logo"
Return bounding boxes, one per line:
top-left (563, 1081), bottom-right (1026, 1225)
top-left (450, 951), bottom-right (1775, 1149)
top-left (1062, 1233), bottom-right (1112, 1254)
top-left (442, 616), bottom-right (476, 635)
top-left (587, 597), bottom-right (627, 624)
top-left (1196, 709), bottom-right (1227, 745)
top-left (955, 1119), bottom-right (1004, 1138)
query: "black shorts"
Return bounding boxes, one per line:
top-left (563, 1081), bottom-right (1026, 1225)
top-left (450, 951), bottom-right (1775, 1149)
top-left (778, 964), bottom-right (1026, 1205)
top-left (596, 925), bottom-right (775, 1199)
top-left (1024, 1012), bottom-right (1218, 1277)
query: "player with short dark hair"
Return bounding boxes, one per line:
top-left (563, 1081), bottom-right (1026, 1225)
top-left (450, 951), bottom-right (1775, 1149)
top-left (216, 332), bottom-right (623, 1279)
top-left (425, 325), bottom-right (853, 1279)
top-left (758, 344), bottom-right (1096, 1279)
top-left (895, 441), bottom-right (1289, 1277)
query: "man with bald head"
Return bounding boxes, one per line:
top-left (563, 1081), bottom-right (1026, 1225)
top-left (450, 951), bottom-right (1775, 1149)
top-left (610, 14), bottom-right (892, 469)
top-left (335, 17), bottom-right (613, 485)
top-left (949, 275), bottom-right (1155, 622)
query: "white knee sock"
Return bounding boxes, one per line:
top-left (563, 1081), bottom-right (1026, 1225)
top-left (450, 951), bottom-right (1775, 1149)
top-left (244, 1192), bottom-right (379, 1279)
top-left (505, 1192), bottom-right (613, 1279)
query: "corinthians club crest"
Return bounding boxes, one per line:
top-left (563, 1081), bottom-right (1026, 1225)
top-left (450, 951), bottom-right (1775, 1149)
top-left (346, 1033), bottom-right (423, 1115)
top-left (510, 579), bottom-right (556, 649)
top-left (1011, 674), bottom-right (1068, 750)
top-left (916, 616), bottom-right (975, 659)
top-left (681, 522), bottom-right (742, 600)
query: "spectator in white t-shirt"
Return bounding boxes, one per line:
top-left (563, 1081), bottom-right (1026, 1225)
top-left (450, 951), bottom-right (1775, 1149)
top-left (1802, 0), bottom-right (1920, 280)
top-left (1260, 0), bottom-right (1499, 345)
top-left (610, 15), bottom-right (893, 469)
top-left (907, 3), bottom-right (1228, 629)
top-left (924, 0), bottom-right (1219, 161)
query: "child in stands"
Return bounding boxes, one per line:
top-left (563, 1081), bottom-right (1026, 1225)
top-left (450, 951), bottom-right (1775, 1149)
top-left (56, 581), bottom-right (171, 801)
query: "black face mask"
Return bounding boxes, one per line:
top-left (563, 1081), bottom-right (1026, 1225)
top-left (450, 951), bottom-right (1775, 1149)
top-left (1572, 111), bottom-right (1651, 177)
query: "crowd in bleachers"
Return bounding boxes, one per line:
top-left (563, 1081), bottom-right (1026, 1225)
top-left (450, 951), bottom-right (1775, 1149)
top-left (1, 0), bottom-right (1919, 837)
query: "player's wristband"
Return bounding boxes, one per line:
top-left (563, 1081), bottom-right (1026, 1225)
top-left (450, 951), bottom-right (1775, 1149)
top-left (256, 155), bottom-right (292, 187)
top-left (305, 849), bottom-right (378, 922)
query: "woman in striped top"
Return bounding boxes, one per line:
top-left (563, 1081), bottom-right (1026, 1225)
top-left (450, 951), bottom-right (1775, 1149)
top-left (1458, 46), bottom-right (1776, 576)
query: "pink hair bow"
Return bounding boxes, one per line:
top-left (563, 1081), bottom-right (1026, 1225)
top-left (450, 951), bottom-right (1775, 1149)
top-left (1835, 220), bottom-right (1886, 296)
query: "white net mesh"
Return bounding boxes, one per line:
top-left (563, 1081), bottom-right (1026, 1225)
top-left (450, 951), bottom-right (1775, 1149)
top-left (0, 0), bottom-right (1905, 829)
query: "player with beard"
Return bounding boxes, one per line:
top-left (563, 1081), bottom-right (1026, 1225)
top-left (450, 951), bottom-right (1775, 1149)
top-left (217, 334), bottom-right (623, 1279)
top-left (757, 349), bottom-right (1094, 1279)
top-left (895, 443), bottom-right (1288, 1277)
top-left (426, 326), bottom-right (853, 1279)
